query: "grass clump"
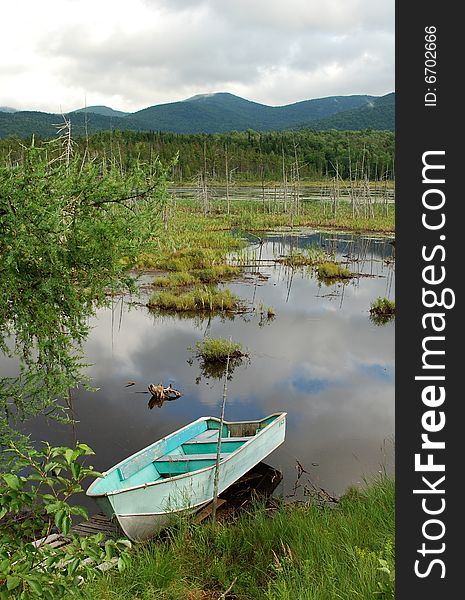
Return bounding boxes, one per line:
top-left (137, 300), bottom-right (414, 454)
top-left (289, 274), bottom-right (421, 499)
top-left (317, 261), bottom-right (353, 281)
top-left (192, 265), bottom-right (240, 283)
top-left (276, 244), bottom-right (328, 267)
top-left (370, 297), bottom-right (395, 315)
top-left (148, 286), bottom-right (239, 313)
top-left (153, 266), bottom-right (240, 289)
top-left (190, 337), bottom-right (249, 380)
top-left (85, 475), bottom-right (395, 600)
top-left (153, 271), bottom-right (199, 287)
top-left (370, 297), bottom-right (395, 325)
top-left (154, 248), bottom-right (228, 272)
top-left (193, 337), bottom-right (246, 363)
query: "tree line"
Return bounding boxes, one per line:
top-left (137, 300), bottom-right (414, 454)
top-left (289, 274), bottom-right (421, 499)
top-left (0, 128), bottom-right (394, 183)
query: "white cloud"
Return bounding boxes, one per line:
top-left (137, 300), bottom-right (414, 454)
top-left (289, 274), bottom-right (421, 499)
top-left (0, 0), bottom-right (394, 112)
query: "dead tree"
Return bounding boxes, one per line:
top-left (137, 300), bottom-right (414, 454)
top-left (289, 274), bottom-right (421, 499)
top-left (147, 383), bottom-right (182, 409)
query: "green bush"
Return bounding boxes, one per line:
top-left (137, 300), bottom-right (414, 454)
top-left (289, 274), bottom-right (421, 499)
top-left (0, 443), bottom-right (131, 599)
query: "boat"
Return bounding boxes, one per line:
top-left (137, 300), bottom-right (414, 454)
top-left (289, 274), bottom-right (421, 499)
top-left (86, 412), bottom-right (287, 541)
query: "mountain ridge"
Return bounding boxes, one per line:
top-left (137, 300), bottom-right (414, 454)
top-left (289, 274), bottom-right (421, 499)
top-left (0, 92), bottom-right (394, 139)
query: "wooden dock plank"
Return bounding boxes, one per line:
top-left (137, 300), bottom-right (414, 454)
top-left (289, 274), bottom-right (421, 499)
top-left (195, 499), bottom-right (227, 523)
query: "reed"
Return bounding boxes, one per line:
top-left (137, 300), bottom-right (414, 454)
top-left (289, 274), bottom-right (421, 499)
top-left (148, 286), bottom-right (239, 313)
top-left (193, 337), bottom-right (245, 364)
top-left (317, 261), bottom-right (353, 280)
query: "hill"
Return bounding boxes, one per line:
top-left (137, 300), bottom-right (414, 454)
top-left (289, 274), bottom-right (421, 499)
top-left (309, 93), bottom-right (394, 131)
top-left (0, 92), bottom-right (394, 139)
top-left (71, 105), bottom-right (129, 118)
top-left (130, 92), bottom-right (376, 133)
top-left (0, 110), bottom-right (133, 139)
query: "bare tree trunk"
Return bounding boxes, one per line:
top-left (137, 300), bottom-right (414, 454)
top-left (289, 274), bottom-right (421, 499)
top-left (225, 143), bottom-right (230, 215)
top-left (202, 140), bottom-right (209, 216)
top-left (281, 143), bottom-right (287, 213)
top-left (293, 138), bottom-right (300, 216)
top-left (348, 142), bottom-right (354, 218)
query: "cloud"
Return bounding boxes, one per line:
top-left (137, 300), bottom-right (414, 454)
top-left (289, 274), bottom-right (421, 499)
top-left (0, 0), bottom-right (394, 114)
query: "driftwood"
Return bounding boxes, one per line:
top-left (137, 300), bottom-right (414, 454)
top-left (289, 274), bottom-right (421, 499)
top-left (148, 383), bottom-right (182, 409)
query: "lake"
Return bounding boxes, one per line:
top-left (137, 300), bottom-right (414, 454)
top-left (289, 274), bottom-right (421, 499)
top-left (25, 229), bottom-right (395, 503)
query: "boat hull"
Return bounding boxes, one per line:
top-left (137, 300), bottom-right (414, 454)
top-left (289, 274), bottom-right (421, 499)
top-left (90, 413), bottom-right (286, 541)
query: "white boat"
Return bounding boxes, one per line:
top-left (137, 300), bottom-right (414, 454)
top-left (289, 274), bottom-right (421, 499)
top-left (86, 413), bottom-right (287, 541)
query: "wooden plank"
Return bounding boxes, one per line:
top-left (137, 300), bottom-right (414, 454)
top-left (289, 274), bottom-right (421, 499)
top-left (89, 513), bottom-right (111, 522)
top-left (33, 533), bottom-right (62, 547)
top-left (73, 521), bottom-right (110, 532)
top-left (194, 499), bottom-right (227, 523)
top-left (71, 514), bottom-right (122, 540)
top-left (72, 524), bottom-right (119, 537)
top-left (48, 539), bottom-right (72, 550)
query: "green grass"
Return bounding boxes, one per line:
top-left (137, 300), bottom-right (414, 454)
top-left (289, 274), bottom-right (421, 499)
top-left (148, 286), bottom-right (239, 313)
top-left (192, 265), bottom-right (240, 283)
top-left (276, 244), bottom-right (328, 267)
top-left (135, 198), bottom-right (393, 293)
top-left (370, 297), bottom-right (395, 316)
top-left (85, 475), bottom-right (395, 600)
top-left (370, 297), bottom-right (395, 325)
top-left (193, 337), bottom-right (246, 363)
top-left (153, 271), bottom-right (199, 287)
top-left (317, 261), bottom-right (353, 281)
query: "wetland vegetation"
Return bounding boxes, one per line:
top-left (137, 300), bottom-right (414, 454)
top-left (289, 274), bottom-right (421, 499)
top-left (0, 127), bottom-right (395, 598)
top-left (370, 297), bottom-right (396, 325)
top-left (85, 475), bottom-right (395, 600)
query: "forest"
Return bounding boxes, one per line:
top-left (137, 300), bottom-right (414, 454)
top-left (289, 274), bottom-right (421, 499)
top-left (0, 128), bottom-right (394, 183)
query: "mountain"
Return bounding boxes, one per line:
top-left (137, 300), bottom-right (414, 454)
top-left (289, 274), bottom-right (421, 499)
top-left (0, 110), bottom-right (134, 139)
top-left (130, 92), bottom-right (377, 133)
top-left (0, 106), bottom-right (17, 113)
top-left (0, 92), bottom-right (395, 139)
top-left (71, 105), bottom-right (129, 118)
top-left (308, 93), bottom-right (394, 131)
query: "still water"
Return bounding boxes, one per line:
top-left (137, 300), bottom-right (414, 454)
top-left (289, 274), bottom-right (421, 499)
top-left (26, 229), bottom-right (395, 501)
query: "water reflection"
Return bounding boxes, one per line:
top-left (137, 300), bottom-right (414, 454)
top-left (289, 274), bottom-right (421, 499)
top-left (22, 230), bottom-right (394, 500)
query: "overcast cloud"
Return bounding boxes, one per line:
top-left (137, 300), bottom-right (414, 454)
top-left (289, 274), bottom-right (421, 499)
top-left (1, 0), bottom-right (394, 113)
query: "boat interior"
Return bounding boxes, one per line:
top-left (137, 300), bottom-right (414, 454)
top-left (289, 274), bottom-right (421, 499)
top-left (88, 414), bottom-right (282, 495)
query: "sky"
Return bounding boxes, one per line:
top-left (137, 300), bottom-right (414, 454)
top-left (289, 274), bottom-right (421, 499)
top-left (0, 0), bottom-right (394, 113)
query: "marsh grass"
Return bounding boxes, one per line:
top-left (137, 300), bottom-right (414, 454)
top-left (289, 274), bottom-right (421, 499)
top-left (85, 476), bottom-right (395, 600)
top-left (190, 337), bottom-right (248, 380)
top-left (317, 261), bottom-right (353, 282)
top-left (192, 265), bottom-right (240, 283)
top-left (153, 272), bottom-right (199, 287)
top-left (370, 297), bottom-right (395, 325)
top-left (276, 244), bottom-right (328, 268)
top-left (193, 337), bottom-right (245, 364)
top-left (148, 286), bottom-right (239, 313)
top-left (136, 198), bottom-right (393, 273)
top-left (370, 297), bottom-right (395, 316)
top-left (154, 248), bottom-right (228, 272)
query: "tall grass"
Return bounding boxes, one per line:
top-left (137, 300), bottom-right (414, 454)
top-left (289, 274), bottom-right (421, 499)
top-left (153, 272), bottom-right (199, 287)
top-left (148, 286), bottom-right (239, 313)
top-left (317, 261), bottom-right (353, 281)
top-left (276, 243), bottom-right (328, 267)
top-left (193, 337), bottom-right (245, 363)
top-left (85, 476), bottom-right (394, 600)
top-left (370, 297), bottom-right (395, 325)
